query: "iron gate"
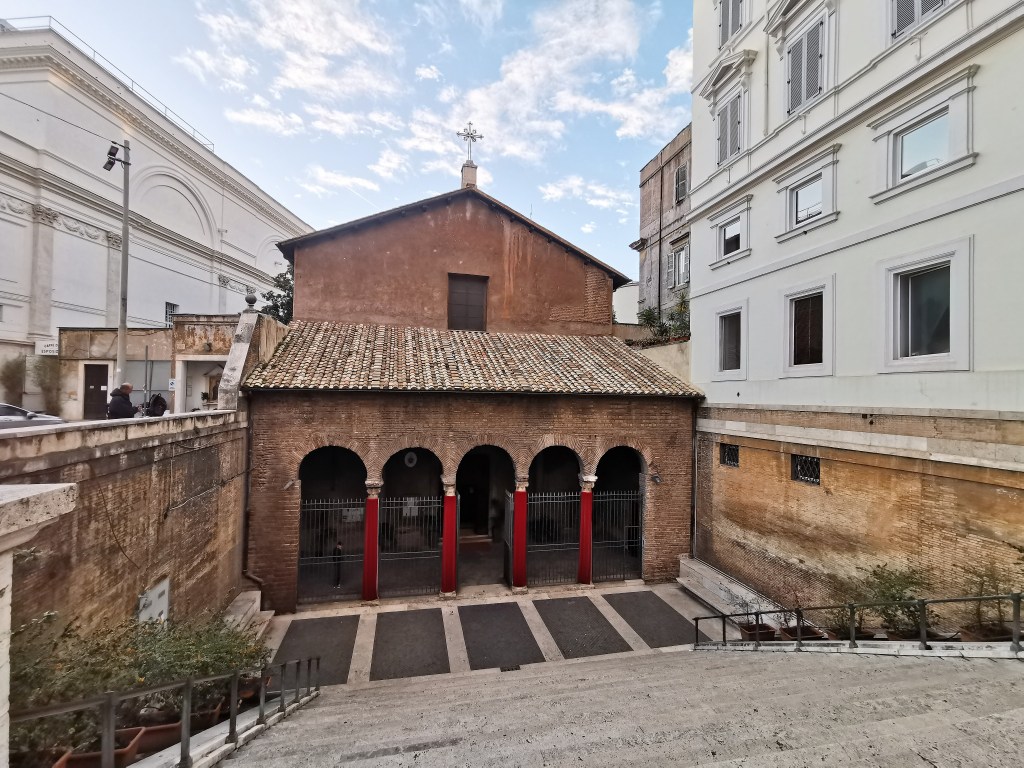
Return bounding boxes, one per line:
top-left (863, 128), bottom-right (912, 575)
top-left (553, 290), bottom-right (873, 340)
top-left (503, 491), bottom-right (514, 585)
top-left (378, 496), bottom-right (444, 597)
top-left (526, 492), bottom-right (580, 586)
top-left (298, 497), bottom-right (365, 603)
top-left (592, 491), bottom-right (643, 582)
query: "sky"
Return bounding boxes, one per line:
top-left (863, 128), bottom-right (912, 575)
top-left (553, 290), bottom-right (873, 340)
top-left (1, 0), bottom-right (693, 279)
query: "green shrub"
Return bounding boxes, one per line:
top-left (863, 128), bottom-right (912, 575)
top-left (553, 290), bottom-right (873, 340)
top-left (1, 354), bottom-right (26, 406)
top-left (30, 356), bottom-right (62, 417)
top-left (862, 564), bottom-right (930, 634)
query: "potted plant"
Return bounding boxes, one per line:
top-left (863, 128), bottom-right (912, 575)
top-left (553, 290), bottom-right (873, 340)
top-left (817, 574), bottom-right (876, 640)
top-left (724, 588), bottom-right (777, 641)
top-left (958, 560), bottom-right (1017, 641)
top-left (858, 564), bottom-right (953, 640)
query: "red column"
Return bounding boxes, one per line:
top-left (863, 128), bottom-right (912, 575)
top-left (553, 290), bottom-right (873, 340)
top-left (362, 493), bottom-right (379, 601)
top-left (512, 488), bottom-right (528, 588)
top-left (578, 487), bottom-right (593, 585)
top-left (441, 490), bottom-right (458, 593)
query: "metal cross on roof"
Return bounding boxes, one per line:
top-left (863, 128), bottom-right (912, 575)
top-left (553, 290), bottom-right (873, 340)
top-left (457, 122), bottom-right (483, 162)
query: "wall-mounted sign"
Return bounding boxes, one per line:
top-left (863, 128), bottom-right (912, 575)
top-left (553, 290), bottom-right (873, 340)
top-left (34, 340), bottom-right (59, 356)
top-left (168, 378), bottom-right (177, 391)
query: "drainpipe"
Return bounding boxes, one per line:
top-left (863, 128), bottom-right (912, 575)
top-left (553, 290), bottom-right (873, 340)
top-left (690, 397), bottom-right (702, 558)
top-left (657, 162), bottom-right (665, 317)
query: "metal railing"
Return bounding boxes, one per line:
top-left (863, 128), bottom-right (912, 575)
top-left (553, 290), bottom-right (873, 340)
top-left (694, 593), bottom-right (1022, 653)
top-left (11, 656), bottom-right (321, 768)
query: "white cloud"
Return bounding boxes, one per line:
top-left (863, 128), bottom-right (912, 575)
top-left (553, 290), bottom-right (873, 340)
top-left (224, 107), bottom-right (304, 136)
top-left (581, 222), bottom-right (596, 233)
top-left (307, 164), bottom-right (380, 192)
top-left (251, 93), bottom-right (271, 108)
top-left (369, 149), bottom-right (411, 180)
top-left (416, 64), bottom-right (443, 81)
top-left (539, 175), bottom-right (635, 210)
top-left (175, 47), bottom-right (257, 91)
top-left (438, 85), bottom-right (460, 104)
top-left (458, 0), bottom-right (504, 32)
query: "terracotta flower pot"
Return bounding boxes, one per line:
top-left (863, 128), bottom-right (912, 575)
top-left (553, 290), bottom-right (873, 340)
top-left (64, 726), bottom-right (144, 768)
top-left (778, 625), bottom-right (827, 641)
top-left (135, 721), bottom-right (182, 755)
top-left (737, 622), bottom-right (776, 641)
top-left (960, 623), bottom-right (1014, 642)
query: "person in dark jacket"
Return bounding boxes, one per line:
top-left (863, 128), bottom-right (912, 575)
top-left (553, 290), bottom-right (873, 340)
top-left (107, 382), bottom-right (136, 419)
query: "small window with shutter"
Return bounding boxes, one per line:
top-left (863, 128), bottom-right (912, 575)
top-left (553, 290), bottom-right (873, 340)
top-left (719, 0), bottom-right (744, 48)
top-left (787, 19), bottom-right (824, 115)
top-left (674, 165), bottom-right (688, 203)
top-left (717, 94), bottom-right (742, 165)
top-left (893, 0), bottom-right (945, 38)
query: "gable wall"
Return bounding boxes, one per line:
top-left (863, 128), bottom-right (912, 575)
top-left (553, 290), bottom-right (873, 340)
top-left (292, 195), bottom-right (614, 335)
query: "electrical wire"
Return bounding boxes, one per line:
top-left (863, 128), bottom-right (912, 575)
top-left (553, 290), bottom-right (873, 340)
top-left (0, 89), bottom-right (116, 142)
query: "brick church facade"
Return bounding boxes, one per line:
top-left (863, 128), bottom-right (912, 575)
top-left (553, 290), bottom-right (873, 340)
top-left (244, 181), bottom-right (701, 613)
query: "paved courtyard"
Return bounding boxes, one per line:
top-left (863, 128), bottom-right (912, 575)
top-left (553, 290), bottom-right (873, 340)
top-left (267, 583), bottom-right (714, 684)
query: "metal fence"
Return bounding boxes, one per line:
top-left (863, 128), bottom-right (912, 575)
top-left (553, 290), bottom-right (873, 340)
top-left (592, 491), bottom-right (643, 582)
top-left (526, 492), bottom-right (581, 586)
top-left (298, 498), bottom-right (365, 603)
top-left (378, 496), bottom-right (444, 597)
top-left (503, 491), bottom-right (514, 585)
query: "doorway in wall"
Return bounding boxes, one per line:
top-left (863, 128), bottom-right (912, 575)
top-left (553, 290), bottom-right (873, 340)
top-left (83, 364), bottom-right (109, 420)
top-left (456, 446), bottom-right (514, 587)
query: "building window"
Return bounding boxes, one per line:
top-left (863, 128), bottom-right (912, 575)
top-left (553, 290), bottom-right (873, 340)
top-left (898, 111), bottom-right (949, 179)
top-left (793, 176), bottom-right (823, 224)
top-left (792, 292), bottom-right (824, 366)
top-left (165, 302), bottom-right (178, 327)
top-left (717, 93), bottom-right (742, 165)
top-left (709, 196), bottom-right (752, 268)
top-left (672, 245), bottom-right (690, 288)
top-left (879, 238), bottom-right (970, 373)
top-left (674, 165), bottom-right (688, 203)
top-left (869, 66), bottom-right (975, 204)
top-left (791, 455), bottom-right (820, 485)
top-left (787, 18), bottom-right (824, 115)
top-left (783, 276), bottom-right (834, 378)
top-left (448, 274), bottom-right (488, 331)
top-left (892, 0), bottom-right (945, 39)
top-left (897, 263), bottom-right (950, 358)
top-left (720, 312), bottom-right (742, 371)
top-left (719, 0), bottom-right (744, 47)
top-left (720, 443), bottom-right (740, 467)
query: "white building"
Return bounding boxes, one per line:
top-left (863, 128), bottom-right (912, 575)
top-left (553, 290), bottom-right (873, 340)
top-left (0, 19), bottom-right (310, 408)
top-left (685, 1), bottom-right (1024, 605)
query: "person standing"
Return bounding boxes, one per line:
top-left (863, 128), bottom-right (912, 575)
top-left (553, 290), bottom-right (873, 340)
top-left (106, 382), bottom-right (136, 419)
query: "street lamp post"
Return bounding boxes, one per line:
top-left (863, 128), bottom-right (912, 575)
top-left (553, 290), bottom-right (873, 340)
top-left (104, 139), bottom-right (130, 386)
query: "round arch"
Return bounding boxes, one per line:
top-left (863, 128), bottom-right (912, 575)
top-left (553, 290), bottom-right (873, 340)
top-left (382, 447), bottom-right (443, 498)
top-left (299, 446), bottom-right (368, 499)
top-left (594, 446), bottom-right (646, 493)
top-left (528, 445), bottom-right (582, 493)
top-left (133, 165), bottom-right (217, 248)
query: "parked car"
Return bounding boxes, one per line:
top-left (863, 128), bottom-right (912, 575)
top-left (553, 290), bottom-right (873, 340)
top-left (0, 403), bottom-right (65, 429)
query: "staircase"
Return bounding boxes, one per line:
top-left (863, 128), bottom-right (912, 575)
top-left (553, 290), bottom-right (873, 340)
top-left (224, 589), bottom-right (274, 640)
top-left (231, 649), bottom-right (1024, 766)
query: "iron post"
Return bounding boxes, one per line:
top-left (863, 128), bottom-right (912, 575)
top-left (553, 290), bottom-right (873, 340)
top-left (180, 678), bottom-right (193, 768)
top-left (100, 692), bottom-right (116, 768)
top-left (1011, 593), bottom-right (1021, 654)
top-left (848, 603), bottom-right (858, 649)
top-left (918, 599), bottom-right (929, 650)
top-left (227, 671), bottom-right (239, 743)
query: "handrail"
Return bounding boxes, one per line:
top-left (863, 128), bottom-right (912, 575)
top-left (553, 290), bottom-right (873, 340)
top-left (693, 593), bottom-right (1021, 654)
top-left (12, 656), bottom-right (321, 768)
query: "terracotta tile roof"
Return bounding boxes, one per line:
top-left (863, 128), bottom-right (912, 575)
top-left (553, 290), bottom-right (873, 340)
top-left (244, 321), bottom-right (702, 398)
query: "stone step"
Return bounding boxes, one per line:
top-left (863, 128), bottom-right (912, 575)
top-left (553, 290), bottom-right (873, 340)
top-left (223, 589), bottom-right (260, 629)
top-left (248, 609), bottom-right (275, 640)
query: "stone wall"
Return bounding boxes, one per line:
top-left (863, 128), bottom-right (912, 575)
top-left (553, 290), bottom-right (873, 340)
top-left (695, 407), bottom-right (1024, 609)
top-left (248, 391), bottom-right (696, 612)
top-left (1, 413), bottom-right (248, 633)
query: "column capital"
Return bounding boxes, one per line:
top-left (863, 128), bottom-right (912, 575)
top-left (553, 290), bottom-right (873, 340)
top-left (443, 482), bottom-right (456, 496)
top-left (32, 204), bottom-right (59, 226)
top-left (365, 480), bottom-right (382, 499)
top-left (579, 474), bottom-right (597, 492)
top-left (515, 477), bottom-right (529, 493)
top-left (106, 232), bottom-right (122, 248)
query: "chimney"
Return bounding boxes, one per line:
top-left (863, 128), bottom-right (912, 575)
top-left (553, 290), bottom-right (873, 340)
top-left (461, 161), bottom-right (478, 189)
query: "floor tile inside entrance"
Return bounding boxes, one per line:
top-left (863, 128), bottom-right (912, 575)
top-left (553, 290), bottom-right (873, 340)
top-left (271, 585), bottom-right (710, 684)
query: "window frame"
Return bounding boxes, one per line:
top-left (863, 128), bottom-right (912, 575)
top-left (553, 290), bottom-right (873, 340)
top-left (709, 195), bottom-right (752, 269)
top-left (774, 145), bottom-right (839, 242)
top-left (674, 165), bottom-right (688, 203)
top-left (785, 13), bottom-right (827, 116)
top-left (890, 0), bottom-right (947, 41)
top-left (670, 244), bottom-right (690, 289)
top-left (878, 237), bottom-right (971, 374)
top-left (868, 66), bottom-right (976, 204)
top-left (716, 91), bottom-right (743, 166)
top-left (781, 274), bottom-right (835, 378)
top-left (719, 0), bottom-right (745, 49)
top-left (720, 443), bottom-right (740, 467)
top-left (447, 273), bottom-right (489, 331)
top-left (164, 302), bottom-right (179, 328)
top-left (712, 298), bottom-right (748, 382)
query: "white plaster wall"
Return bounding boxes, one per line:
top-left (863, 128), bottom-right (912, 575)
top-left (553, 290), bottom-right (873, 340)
top-left (688, 0), bottom-right (1024, 411)
top-left (613, 283), bottom-right (639, 324)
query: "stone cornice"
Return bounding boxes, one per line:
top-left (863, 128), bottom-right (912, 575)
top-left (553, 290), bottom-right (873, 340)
top-left (0, 44), bottom-right (309, 238)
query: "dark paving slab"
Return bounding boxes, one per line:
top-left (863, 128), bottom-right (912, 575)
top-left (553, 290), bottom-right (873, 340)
top-left (533, 596), bottom-right (632, 659)
top-left (603, 590), bottom-right (706, 646)
top-left (459, 602), bottom-right (545, 671)
top-left (370, 608), bottom-right (449, 681)
top-left (272, 615), bottom-right (360, 686)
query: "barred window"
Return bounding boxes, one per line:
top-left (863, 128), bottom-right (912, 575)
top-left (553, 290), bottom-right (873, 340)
top-left (448, 274), bottom-right (488, 331)
top-left (791, 454), bottom-right (820, 485)
top-left (720, 443), bottom-right (740, 467)
top-left (165, 302), bottom-right (179, 328)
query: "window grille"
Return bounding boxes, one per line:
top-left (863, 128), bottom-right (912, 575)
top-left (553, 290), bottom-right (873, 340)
top-left (164, 302), bottom-right (179, 327)
top-left (448, 274), bottom-right (487, 331)
top-left (720, 443), bottom-right (740, 467)
top-left (791, 454), bottom-right (821, 485)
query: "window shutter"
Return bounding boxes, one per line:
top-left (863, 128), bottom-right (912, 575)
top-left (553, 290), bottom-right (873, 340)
top-left (788, 36), bottom-right (804, 114)
top-left (804, 21), bottom-right (823, 103)
top-left (675, 166), bottom-right (687, 201)
top-left (666, 251), bottom-right (675, 285)
top-left (720, 0), bottom-right (731, 46)
top-left (922, 0), bottom-right (943, 14)
top-left (682, 247), bottom-right (690, 285)
top-left (894, 0), bottom-right (916, 35)
top-left (728, 96), bottom-right (741, 157)
top-left (717, 104), bottom-right (728, 164)
top-left (733, 0), bottom-right (743, 36)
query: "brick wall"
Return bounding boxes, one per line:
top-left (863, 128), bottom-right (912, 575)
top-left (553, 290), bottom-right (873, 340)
top-left (695, 428), bottom-right (1024, 609)
top-left (248, 391), bottom-right (696, 612)
top-left (2, 413), bottom-right (247, 632)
